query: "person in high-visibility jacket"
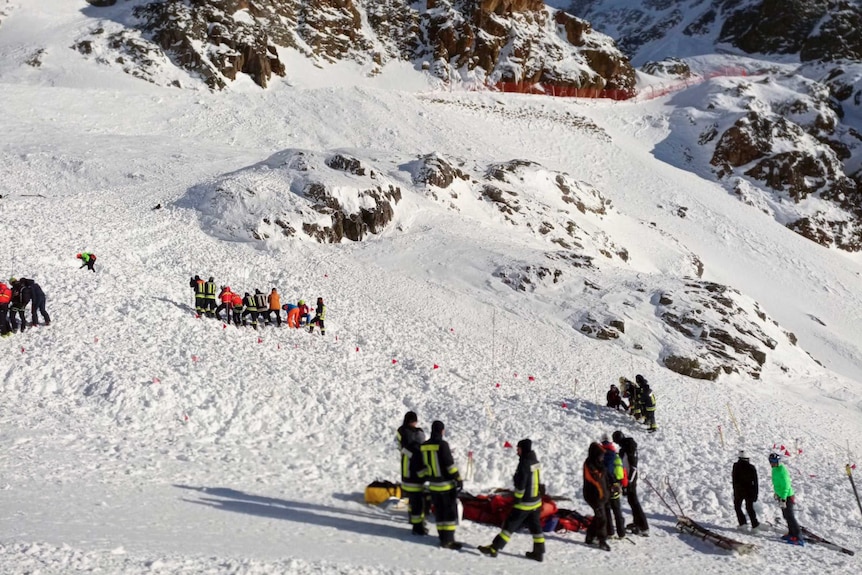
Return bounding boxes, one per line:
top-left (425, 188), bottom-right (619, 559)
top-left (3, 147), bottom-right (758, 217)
top-left (77, 252), bottom-right (97, 272)
top-left (770, 452), bottom-right (803, 544)
top-left (216, 286), bottom-right (233, 323)
top-left (602, 437), bottom-right (626, 539)
top-left (308, 297), bottom-right (326, 335)
top-left (420, 421), bottom-right (463, 550)
top-left (479, 439), bottom-right (546, 561)
top-left (230, 292), bottom-right (243, 325)
top-left (396, 411), bottom-right (428, 536)
top-left (266, 288), bottom-right (281, 327)
top-left (242, 292), bottom-right (258, 329)
top-left (203, 276), bottom-right (217, 318)
top-left (637, 376), bottom-right (658, 433)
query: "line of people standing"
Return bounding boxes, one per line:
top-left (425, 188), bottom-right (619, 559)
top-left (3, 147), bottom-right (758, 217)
top-left (189, 275), bottom-right (326, 334)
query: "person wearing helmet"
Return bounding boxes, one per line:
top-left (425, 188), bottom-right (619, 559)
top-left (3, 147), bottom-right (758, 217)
top-left (601, 436), bottom-right (626, 539)
top-left (242, 292), bottom-right (258, 329)
top-left (77, 252), bottom-right (96, 272)
top-left (421, 421), bottom-right (464, 550)
top-left (769, 453), bottom-right (803, 545)
top-left (612, 430), bottom-right (649, 536)
top-left (203, 276), bottom-right (217, 318)
top-left (308, 297), bottom-right (326, 336)
top-left (298, 299), bottom-right (310, 326)
top-left (396, 411), bottom-right (428, 536)
top-left (732, 450), bottom-right (760, 531)
top-left (190, 275), bottom-right (205, 315)
top-left (621, 377), bottom-right (642, 421)
top-left (636, 376), bottom-right (658, 433)
top-left (479, 438), bottom-right (545, 560)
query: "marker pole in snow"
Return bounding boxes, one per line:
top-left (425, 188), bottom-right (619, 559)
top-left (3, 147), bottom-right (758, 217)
top-left (847, 464), bottom-right (862, 519)
top-left (466, 451), bottom-right (475, 482)
top-left (726, 403), bottom-right (741, 435)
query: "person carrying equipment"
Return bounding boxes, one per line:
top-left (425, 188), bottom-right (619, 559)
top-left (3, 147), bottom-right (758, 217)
top-left (77, 252), bottom-right (97, 272)
top-left (770, 452), bottom-right (803, 545)
top-left (396, 411), bottom-right (428, 536)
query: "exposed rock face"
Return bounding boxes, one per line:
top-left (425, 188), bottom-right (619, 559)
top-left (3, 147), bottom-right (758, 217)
top-left (719, 0), bottom-right (825, 56)
top-left (79, 0), bottom-right (635, 91)
top-left (655, 281), bottom-right (781, 380)
top-left (182, 149), bottom-right (402, 244)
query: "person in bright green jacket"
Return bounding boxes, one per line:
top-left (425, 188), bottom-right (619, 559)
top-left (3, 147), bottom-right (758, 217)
top-left (76, 252), bottom-right (96, 272)
top-left (769, 452), bottom-right (803, 544)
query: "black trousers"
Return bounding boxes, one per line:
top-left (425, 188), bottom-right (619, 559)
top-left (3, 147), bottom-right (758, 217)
top-left (31, 296), bottom-right (50, 324)
top-left (605, 496), bottom-right (625, 537)
top-left (586, 501), bottom-right (607, 542)
top-left (627, 479), bottom-right (649, 531)
top-left (0, 304), bottom-right (9, 334)
top-left (405, 490), bottom-right (426, 533)
top-left (734, 495), bottom-right (758, 527)
top-left (264, 309), bottom-right (281, 326)
top-left (429, 490), bottom-right (459, 545)
top-left (9, 306), bottom-right (26, 332)
top-left (216, 303), bottom-right (232, 323)
top-left (194, 296), bottom-right (205, 314)
top-left (492, 506), bottom-right (545, 554)
top-left (782, 499), bottom-right (801, 538)
top-left (242, 310), bottom-right (259, 327)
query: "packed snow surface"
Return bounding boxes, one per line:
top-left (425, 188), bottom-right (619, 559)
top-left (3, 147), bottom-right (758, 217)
top-left (1, 1), bottom-right (861, 574)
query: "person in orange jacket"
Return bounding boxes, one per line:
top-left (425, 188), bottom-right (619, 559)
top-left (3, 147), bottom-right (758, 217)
top-left (231, 292), bottom-right (243, 325)
top-left (0, 281), bottom-right (11, 336)
top-left (266, 288), bottom-right (282, 327)
top-left (216, 286), bottom-right (233, 323)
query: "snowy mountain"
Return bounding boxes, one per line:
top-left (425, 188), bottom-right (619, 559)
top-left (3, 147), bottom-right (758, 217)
top-left (2, 1), bottom-right (862, 574)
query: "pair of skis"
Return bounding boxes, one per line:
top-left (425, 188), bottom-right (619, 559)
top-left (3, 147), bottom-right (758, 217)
top-left (758, 519), bottom-right (855, 556)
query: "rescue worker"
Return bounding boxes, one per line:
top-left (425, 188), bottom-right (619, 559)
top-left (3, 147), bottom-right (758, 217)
top-left (637, 375), bottom-right (658, 432)
top-left (733, 450), bottom-right (760, 531)
top-left (230, 292), bottom-right (244, 325)
top-left (253, 290), bottom-right (267, 326)
top-left (298, 299), bottom-right (310, 326)
top-left (28, 278), bottom-right (50, 326)
top-left (606, 383), bottom-right (627, 411)
top-left (216, 286), bottom-right (233, 323)
top-left (308, 297), bottom-right (326, 335)
top-left (77, 252), bottom-right (96, 272)
top-left (203, 276), bottom-right (217, 318)
top-left (770, 452), bottom-right (803, 544)
top-left (0, 280), bottom-right (12, 336)
top-left (267, 288), bottom-right (281, 327)
top-left (621, 376), bottom-right (642, 421)
top-left (478, 439), bottom-right (546, 562)
top-left (242, 292), bottom-right (258, 329)
top-left (583, 442), bottom-right (611, 551)
top-left (612, 430), bottom-right (649, 536)
top-left (420, 421), bottom-right (463, 550)
top-left (602, 436), bottom-right (626, 539)
top-left (190, 275), bottom-right (205, 316)
top-left (285, 303), bottom-right (300, 328)
top-left (8, 278), bottom-right (31, 333)
top-left (396, 411), bottom-right (428, 536)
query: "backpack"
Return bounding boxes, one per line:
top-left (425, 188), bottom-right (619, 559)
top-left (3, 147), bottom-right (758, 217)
top-left (364, 480), bottom-right (401, 505)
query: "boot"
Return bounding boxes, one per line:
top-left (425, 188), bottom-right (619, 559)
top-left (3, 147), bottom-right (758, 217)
top-left (478, 545), bottom-right (498, 557)
top-left (597, 539), bottom-right (611, 552)
top-left (525, 551), bottom-right (543, 562)
top-left (441, 541), bottom-right (463, 550)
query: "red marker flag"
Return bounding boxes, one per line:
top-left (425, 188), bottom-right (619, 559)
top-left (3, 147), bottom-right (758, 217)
top-left (433, 364), bottom-right (439, 370)
top-left (392, 359), bottom-right (398, 364)
top-left (503, 441), bottom-right (513, 448)
top-left (528, 376), bottom-right (535, 382)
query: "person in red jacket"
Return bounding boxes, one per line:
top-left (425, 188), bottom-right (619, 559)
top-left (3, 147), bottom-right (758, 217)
top-left (230, 292), bottom-right (243, 325)
top-left (216, 286), bottom-right (233, 323)
top-left (0, 281), bottom-right (11, 336)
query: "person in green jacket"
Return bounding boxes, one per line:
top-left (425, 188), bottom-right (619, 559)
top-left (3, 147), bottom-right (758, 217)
top-left (76, 252), bottom-right (96, 272)
top-left (769, 452), bottom-right (803, 544)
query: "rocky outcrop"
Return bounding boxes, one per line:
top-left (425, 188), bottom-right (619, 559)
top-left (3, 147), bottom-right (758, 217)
top-left (79, 0), bottom-right (634, 91)
top-left (655, 281), bottom-right (782, 380)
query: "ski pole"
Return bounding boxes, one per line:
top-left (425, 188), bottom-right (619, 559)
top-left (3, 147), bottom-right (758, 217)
top-left (847, 464), bottom-right (862, 519)
top-left (643, 475), bottom-right (679, 519)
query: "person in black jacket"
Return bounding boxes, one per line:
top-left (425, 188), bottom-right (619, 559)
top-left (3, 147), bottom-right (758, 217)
top-left (583, 441), bottom-right (611, 551)
top-left (612, 430), bottom-right (649, 536)
top-left (8, 278), bottom-right (31, 333)
top-left (420, 421), bottom-right (463, 550)
top-left (396, 411), bottom-right (428, 536)
top-left (27, 279), bottom-right (50, 326)
top-left (478, 439), bottom-right (546, 562)
top-left (732, 450), bottom-right (760, 530)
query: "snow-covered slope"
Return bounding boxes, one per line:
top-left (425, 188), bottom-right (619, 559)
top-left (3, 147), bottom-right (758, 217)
top-left (1, 1), bottom-right (862, 574)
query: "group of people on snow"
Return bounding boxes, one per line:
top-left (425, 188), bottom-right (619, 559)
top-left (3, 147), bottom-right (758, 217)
top-left (0, 277), bottom-right (50, 337)
top-left (188, 275), bottom-right (326, 334)
top-left (607, 374), bottom-right (658, 433)
top-left (396, 411), bottom-right (650, 560)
